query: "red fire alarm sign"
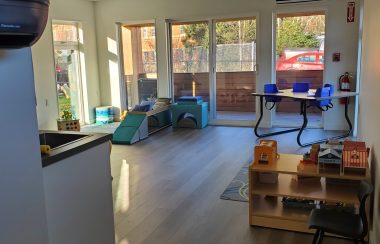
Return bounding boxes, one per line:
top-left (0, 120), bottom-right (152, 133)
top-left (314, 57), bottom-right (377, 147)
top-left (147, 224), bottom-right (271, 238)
top-left (347, 2), bottom-right (355, 23)
top-left (333, 53), bottom-right (341, 62)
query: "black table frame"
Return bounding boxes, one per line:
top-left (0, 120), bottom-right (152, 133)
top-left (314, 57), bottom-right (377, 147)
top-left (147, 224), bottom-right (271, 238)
top-left (254, 95), bottom-right (353, 147)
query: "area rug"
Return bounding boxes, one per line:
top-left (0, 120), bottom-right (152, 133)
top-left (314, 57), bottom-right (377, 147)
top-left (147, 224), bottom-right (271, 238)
top-left (220, 162), bottom-right (250, 202)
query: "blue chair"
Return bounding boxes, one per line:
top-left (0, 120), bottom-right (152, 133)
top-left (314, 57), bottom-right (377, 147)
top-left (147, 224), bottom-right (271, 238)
top-left (309, 87), bottom-right (331, 111)
top-left (323, 84), bottom-right (334, 109)
top-left (324, 83), bottom-right (334, 95)
top-left (264, 84), bottom-right (281, 110)
top-left (264, 84), bottom-right (279, 94)
top-left (293, 82), bottom-right (310, 92)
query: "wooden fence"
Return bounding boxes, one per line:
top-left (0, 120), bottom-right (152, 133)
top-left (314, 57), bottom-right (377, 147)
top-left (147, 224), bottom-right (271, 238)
top-left (173, 70), bottom-right (324, 113)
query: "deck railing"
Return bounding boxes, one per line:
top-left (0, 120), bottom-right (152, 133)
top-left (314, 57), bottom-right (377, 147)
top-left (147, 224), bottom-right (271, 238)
top-left (173, 70), bottom-right (323, 113)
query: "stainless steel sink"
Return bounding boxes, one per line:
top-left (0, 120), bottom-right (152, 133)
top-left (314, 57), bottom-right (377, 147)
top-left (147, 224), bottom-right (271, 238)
top-left (39, 132), bottom-right (90, 149)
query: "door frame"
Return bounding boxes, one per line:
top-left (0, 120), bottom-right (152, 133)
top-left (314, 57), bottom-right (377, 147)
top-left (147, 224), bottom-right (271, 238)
top-left (52, 20), bottom-right (86, 124)
top-left (166, 13), bottom-right (260, 127)
top-left (272, 6), bottom-right (327, 128)
top-left (116, 19), bottom-right (159, 112)
top-left (209, 15), bottom-right (260, 127)
top-left (166, 19), bottom-right (211, 113)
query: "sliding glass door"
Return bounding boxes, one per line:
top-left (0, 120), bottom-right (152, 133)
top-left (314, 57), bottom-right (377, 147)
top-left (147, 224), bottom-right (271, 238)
top-left (169, 17), bottom-right (257, 124)
top-left (215, 18), bottom-right (257, 121)
top-left (274, 12), bottom-right (325, 127)
top-left (120, 23), bottom-right (158, 110)
top-left (170, 21), bottom-right (210, 105)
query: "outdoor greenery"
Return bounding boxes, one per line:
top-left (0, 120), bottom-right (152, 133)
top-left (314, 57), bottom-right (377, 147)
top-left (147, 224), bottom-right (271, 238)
top-left (182, 23), bottom-right (209, 48)
top-left (182, 20), bottom-right (257, 48)
top-left (58, 95), bottom-right (71, 118)
top-left (216, 20), bottom-right (256, 45)
top-left (181, 16), bottom-right (325, 55)
top-left (178, 20), bottom-right (257, 73)
top-left (276, 16), bottom-right (323, 55)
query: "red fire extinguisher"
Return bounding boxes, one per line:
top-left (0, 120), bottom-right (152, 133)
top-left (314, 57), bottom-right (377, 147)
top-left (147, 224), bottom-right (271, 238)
top-left (339, 72), bottom-right (352, 104)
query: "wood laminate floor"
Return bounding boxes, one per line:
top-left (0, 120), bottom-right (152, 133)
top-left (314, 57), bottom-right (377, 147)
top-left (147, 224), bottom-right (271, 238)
top-left (111, 126), bottom-right (352, 244)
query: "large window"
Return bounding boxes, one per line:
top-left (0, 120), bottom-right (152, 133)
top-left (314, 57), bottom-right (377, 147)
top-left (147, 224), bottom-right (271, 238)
top-left (215, 18), bottom-right (257, 121)
top-left (169, 18), bottom-right (257, 123)
top-left (52, 21), bottom-right (84, 122)
top-left (170, 21), bottom-right (210, 103)
top-left (120, 24), bottom-right (158, 109)
top-left (274, 12), bottom-right (325, 127)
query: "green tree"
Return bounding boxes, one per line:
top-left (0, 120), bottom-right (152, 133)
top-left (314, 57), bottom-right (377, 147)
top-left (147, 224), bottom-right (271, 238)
top-left (276, 17), bottom-right (320, 55)
top-left (181, 17), bottom-right (321, 54)
top-left (182, 20), bottom-right (257, 48)
top-left (302, 15), bottom-right (325, 36)
top-left (216, 20), bottom-right (256, 44)
top-left (182, 23), bottom-right (209, 48)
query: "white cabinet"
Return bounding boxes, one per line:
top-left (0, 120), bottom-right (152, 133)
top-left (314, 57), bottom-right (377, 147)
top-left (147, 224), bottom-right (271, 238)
top-left (43, 142), bottom-right (115, 244)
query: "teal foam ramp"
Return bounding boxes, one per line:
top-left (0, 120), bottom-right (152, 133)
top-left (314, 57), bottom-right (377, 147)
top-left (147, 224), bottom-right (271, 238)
top-left (112, 114), bottom-right (148, 145)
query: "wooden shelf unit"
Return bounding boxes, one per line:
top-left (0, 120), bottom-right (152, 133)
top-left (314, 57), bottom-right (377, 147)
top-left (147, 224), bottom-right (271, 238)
top-left (249, 154), bottom-right (369, 233)
top-left (129, 105), bottom-right (172, 136)
top-left (128, 105), bottom-right (170, 117)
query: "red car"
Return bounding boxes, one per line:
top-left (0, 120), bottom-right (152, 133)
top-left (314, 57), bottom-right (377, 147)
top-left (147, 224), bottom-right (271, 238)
top-left (276, 52), bottom-right (324, 71)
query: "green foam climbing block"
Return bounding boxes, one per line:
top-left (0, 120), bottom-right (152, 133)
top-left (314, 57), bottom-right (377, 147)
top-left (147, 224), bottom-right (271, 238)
top-left (171, 102), bottom-right (208, 129)
top-left (112, 114), bottom-right (146, 144)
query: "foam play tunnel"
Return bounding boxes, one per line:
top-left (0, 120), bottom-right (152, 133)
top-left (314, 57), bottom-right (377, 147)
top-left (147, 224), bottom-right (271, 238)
top-left (177, 113), bottom-right (198, 128)
top-left (171, 101), bottom-right (208, 129)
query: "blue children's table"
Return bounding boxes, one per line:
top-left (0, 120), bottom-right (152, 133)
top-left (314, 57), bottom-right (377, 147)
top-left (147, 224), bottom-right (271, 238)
top-left (252, 89), bottom-right (359, 147)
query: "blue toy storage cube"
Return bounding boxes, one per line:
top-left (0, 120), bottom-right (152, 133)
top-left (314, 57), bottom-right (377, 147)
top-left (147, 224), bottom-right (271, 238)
top-left (171, 102), bottom-right (208, 129)
top-left (96, 106), bottom-right (114, 124)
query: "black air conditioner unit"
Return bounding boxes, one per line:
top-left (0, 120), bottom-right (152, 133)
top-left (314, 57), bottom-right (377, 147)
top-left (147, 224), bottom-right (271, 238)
top-left (276, 0), bottom-right (323, 4)
top-left (0, 0), bottom-right (50, 48)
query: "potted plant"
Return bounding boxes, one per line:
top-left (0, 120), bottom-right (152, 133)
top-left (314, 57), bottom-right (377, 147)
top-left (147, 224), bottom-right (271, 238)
top-left (57, 110), bottom-right (80, 131)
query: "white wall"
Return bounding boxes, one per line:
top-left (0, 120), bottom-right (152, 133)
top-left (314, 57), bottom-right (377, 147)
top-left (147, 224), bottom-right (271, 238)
top-left (323, 0), bottom-right (360, 130)
top-left (358, 0), bottom-right (380, 243)
top-left (32, 0), bottom-right (101, 129)
top-left (94, 0), bottom-right (274, 120)
top-left (0, 48), bottom-right (48, 244)
top-left (94, 0), bottom-right (360, 128)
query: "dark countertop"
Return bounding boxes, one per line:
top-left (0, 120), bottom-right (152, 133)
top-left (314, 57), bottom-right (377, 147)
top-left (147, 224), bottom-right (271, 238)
top-left (40, 130), bottom-right (112, 168)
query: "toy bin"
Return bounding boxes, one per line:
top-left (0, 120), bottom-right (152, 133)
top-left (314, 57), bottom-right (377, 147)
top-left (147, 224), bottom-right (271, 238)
top-left (96, 106), bottom-right (114, 124)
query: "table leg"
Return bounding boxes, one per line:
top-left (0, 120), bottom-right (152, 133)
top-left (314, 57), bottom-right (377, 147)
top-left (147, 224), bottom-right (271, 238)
top-left (254, 96), bottom-right (300, 138)
top-left (296, 101), bottom-right (308, 146)
top-left (296, 98), bottom-right (353, 147)
top-left (344, 97), bottom-right (353, 132)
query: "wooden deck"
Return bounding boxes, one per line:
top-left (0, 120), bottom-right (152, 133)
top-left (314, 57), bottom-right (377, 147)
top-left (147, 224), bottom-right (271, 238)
top-left (173, 70), bottom-right (324, 114)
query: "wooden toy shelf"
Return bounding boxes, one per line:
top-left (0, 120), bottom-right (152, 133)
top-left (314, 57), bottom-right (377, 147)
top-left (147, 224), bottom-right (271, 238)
top-left (128, 105), bottom-right (172, 135)
top-left (128, 105), bottom-right (170, 117)
top-left (249, 154), bottom-right (369, 233)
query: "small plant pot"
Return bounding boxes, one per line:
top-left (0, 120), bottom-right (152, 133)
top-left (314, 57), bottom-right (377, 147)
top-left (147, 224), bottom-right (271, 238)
top-left (57, 119), bottom-right (80, 131)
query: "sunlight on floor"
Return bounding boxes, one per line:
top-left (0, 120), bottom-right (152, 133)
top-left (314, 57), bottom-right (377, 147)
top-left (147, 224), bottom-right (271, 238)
top-left (119, 238), bottom-right (130, 244)
top-left (115, 160), bottom-right (130, 213)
